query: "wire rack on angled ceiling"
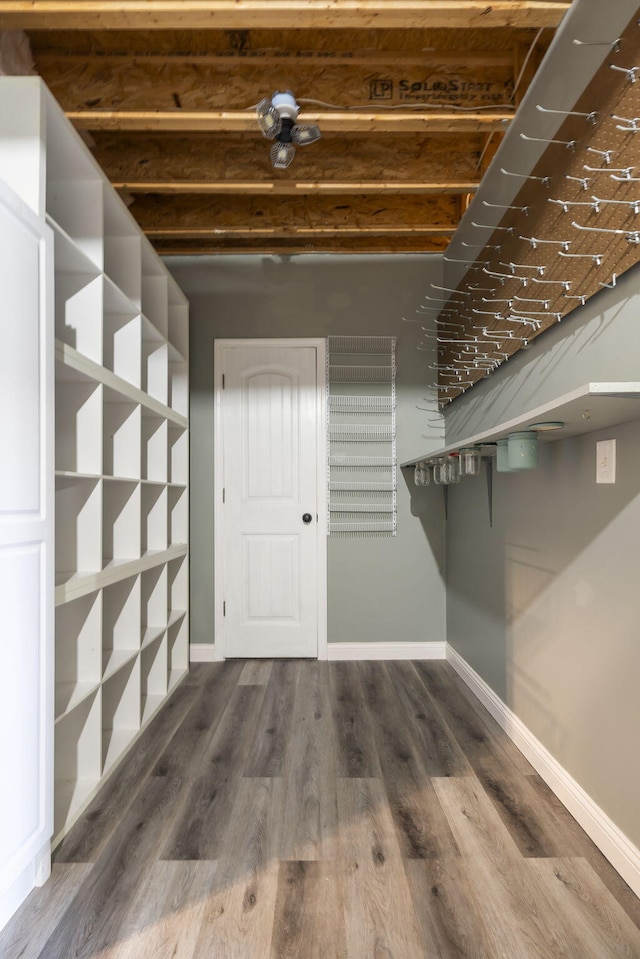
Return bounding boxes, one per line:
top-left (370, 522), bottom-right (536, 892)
top-left (327, 335), bottom-right (397, 536)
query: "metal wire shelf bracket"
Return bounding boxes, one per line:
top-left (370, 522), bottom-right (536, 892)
top-left (329, 502), bottom-right (395, 513)
top-left (329, 394), bottom-right (394, 413)
top-left (329, 424), bottom-right (395, 442)
top-left (329, 455), bottom-right (394, 468)
top-left (328, 335), bottom-right (396, 354)
top-left (329, 521), bottom-right (396, 536)
top-left (327, 336), bottom-right (397, 537)
top-left (330, 481), bottom-right (396, 492)
top-left (329, 364), bottom-right (394, 383)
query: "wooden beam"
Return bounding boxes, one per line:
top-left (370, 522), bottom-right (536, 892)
top-left (68, 109), bottom-right (513, 133)
top-left (0, 2), bottom-right (571, 31)
top-left (152, 236), bottom-right (451, 254)
top-left (145, 225), bottom-right (457, 237)
top-left (35, 50), bottom-right (518, 67)
top-left (114, 180), bottom-right (480, 195)
top-left (26, 27), bottom-right (558, 59)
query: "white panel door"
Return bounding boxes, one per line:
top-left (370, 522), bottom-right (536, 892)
top-left (220, 344), bottom-right (321, 658)
top-left (0, 179), bottom-right (53, 929)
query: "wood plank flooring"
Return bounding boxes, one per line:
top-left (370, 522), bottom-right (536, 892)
top-left (3, 660), bottom-right (640, 959)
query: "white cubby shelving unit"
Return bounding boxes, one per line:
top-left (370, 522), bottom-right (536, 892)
top-left (0, 78), bottom-right (189, 845)
top-left (327, 336), bottom-right (397, 536)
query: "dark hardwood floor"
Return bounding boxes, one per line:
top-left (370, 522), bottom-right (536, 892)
top-left (3, 659), bottom-right (640, 958)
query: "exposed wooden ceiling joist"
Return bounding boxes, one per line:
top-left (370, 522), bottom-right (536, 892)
top-left (146, 225), bottom-right (457, 238)
top-left (34, 49), bottom-right (518, 67)
top-left (26, 24), bottom-right (556, 56)
top-left (151, 236), bottom-right (452, 254)
top-left (68, 109), bottom-right (513, 133)
top-left (114, 180), bottom-right (480, 195)
top-left (0, 2), bottom-right (571, 32)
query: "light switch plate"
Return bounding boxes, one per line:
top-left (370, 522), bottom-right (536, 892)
top-left (596, 439), bottom-right (616, 484)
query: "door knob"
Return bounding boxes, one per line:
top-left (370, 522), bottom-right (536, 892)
top-left (302, 513), bottom-right (313, 524)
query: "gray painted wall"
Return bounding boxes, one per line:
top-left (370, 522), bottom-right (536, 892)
top-left (445, 267), bottom-right (640, 849)
top-left (167, 254), bottom-right (446, 649)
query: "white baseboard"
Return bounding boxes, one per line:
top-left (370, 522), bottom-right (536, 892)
top-left (191, 641), bottom-right (446, 663)
top-left (446, 643), bottom-right (640, 900)
top-left (189, 644), bottom-right (217, 663)
top-left (327, 641), bottom-right (446, 661)
top-left (0, 840), bottom-right (49, 932)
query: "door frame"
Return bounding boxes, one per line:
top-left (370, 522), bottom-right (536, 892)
top-left (0, 178), bottom-right (54, 929)
top-left (213, 338), bottom-right (327, 661)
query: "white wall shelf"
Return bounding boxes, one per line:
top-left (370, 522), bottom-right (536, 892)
top-left (0, 77), bottom-right (190, 846)
top-left (403, 382), bottom-right (640, 466)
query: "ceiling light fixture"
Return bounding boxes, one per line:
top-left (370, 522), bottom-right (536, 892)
top-left (256, 91), bottom-right (322, 169)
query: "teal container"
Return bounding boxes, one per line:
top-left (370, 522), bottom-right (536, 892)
top-left (507, 431), bottom-right (538, 470)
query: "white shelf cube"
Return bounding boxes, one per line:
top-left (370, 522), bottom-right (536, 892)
top-left (168, 426), bottom-right (188, 485)
top-left (168, 291), bottom-right (189, 361)
top-left (103, 188), bottom-right (141, 306)
top-left (141, 632), bottom-right (168, 723)
top-left (141, 565), bottom-right (168, 636)
top-left (103, 279), bottom-right (141, 389)
top-left (141, 259), bottom-right (168, 339)
top-left (54, 267), bottom-right (102, 364)
top-left (168, 612), bottom-right (188, 688)
top-left (102, 480), bottom-right (141, 566)
top-left (55, 592), bottom-right (102, 720)
top-left (55, 373), bottom-right (102, 475)
top-left (169, 486), bottom-right (188, 546)
top-left (102, 576), bottom-right (141, 680)
top-left (142, 484), bottom-right (168, 553)
top-left (169, 360), bottom-right (188, 417)
top-left (101, 657), bottom-right (141, 773)
top-left (142, 317), bottom-right (168, 405)
top-left (168, 554), bottom-right (188, 613)
top-left (55, 475), bottom-right (102, 584)
top-left (47, 178), bottom-right (103, 271)
top-left (103, 394), bottom-right (141, 479)
top-left (142, 414), bottom-right (167, 483)
top-left (54, 690), bottom-right (102, 838)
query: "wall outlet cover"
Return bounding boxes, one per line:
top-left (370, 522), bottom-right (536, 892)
top-left (596, 438), bottom-right (616, 484)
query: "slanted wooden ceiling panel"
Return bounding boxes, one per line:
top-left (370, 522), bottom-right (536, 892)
top-left (437, 12), bottom-right (640, 401)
